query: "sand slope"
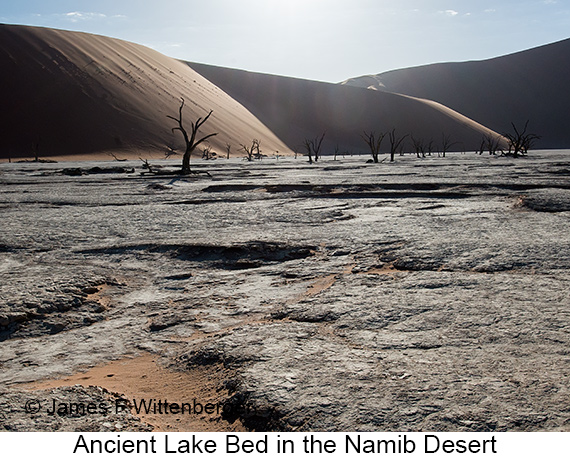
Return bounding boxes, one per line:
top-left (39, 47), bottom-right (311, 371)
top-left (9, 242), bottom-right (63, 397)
top-left (188, 62), bottom-right (503, 154)
top-left (0, 24), bottom-right (291, 160)
top-left (342, 38), bottom-right (570, 149)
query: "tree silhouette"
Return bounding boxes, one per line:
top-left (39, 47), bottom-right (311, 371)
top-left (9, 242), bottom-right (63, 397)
top-left (303, 132), bottom-right (326, 164)
top-left (410, 135), bottom-right (426, 158)
top-left (503, 121), bottom-right (540, 157)
top-left (241, 139), bottom-right (262, 162)
top-left (167, 97), bottom-right (217, 174)
top-left (388, 129), bottom-right (408, 162)
top-left (482, 134), bottom-right (501, 156)
top-left (201, 145), bottom-right (216, 160)
top-left (440, 133), bottom-right (458, 157)
top-left (361, 131), bottom-right (386, 163)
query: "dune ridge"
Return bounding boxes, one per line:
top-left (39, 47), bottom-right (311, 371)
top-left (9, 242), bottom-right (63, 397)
top-left (342, 38), bottom-right (570, 149)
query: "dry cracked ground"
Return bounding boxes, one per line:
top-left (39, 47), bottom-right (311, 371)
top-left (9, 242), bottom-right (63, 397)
top-left (1, 151), bottom-right (569, 432)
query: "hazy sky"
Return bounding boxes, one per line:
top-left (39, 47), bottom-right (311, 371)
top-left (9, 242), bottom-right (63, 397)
top-left (2, 0), bottom-right (569, 82)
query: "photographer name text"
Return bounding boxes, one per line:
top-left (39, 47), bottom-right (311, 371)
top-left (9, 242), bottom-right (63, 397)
top-left (25, 398), bottom-right (224, 416)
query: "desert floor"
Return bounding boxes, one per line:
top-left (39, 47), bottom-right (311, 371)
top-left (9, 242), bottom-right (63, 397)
top-left (1, 151), bottom-right (569, 431)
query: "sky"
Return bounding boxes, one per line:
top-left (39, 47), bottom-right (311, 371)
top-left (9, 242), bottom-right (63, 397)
top-left (2, 0), bottom-right (570, 82)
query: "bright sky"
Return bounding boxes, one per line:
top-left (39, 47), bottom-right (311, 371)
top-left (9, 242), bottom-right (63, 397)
top-left (2, 0), bottom-right (569, 82)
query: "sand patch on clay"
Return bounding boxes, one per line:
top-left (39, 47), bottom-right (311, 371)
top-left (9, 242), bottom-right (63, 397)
top-left (23, 352), bottom-right (245, 432)
top-left (305, 274), bottom-right (337, 297)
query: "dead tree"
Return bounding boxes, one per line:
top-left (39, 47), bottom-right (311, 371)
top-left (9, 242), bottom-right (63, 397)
top-left (478, 137), bottom-right (486, 155)
top-left (225, 143), bottom-right (232, 160)
top-left (361, 131), bottom-right (386, 163)
top-left (503, 121), bottom-right (540, 157)
top-left (313, 132), bottom-right (326, 162)
top-left (109, 151), bottom-right (128, 162)
top-left (388, 129), bottom-right (408, 162)
top-left (410, 135), bottom-right (426, 158)
top-left (303, 139), bottom-right (314, 164)
top-left (164, 144), bottom-right (178, 159)
top-left (32, 141), bottom-right (40, 162)
top-left (201, 145), bottom-right (216, 160)
top-left (140, 158), bottom-right (153, 174)
top-left (167, 97), bottom-right (218, 174)
top-left (483, 134), bottom-right (501, 155)
top-left (303, 132), bottom-right (326, 163)
top-left (426, 139), bottom-right (435, 156)
top-left (440, 133), bottom-right (458, 157)
top-left (241, 139), bottom-right (261, 162)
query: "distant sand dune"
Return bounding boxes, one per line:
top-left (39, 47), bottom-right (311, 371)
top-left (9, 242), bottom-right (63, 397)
top-left (188, 62), bottom-right (504, 155)
top-left (342, 38), bottom-right (570, 149)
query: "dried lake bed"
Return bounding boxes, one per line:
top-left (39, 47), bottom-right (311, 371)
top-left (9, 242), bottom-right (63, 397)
top-left (1, 151), bottom-right (569, 431)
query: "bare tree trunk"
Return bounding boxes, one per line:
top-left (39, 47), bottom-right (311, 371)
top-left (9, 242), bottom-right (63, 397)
top-left (167, 98), bottom-right (217, 174)
top-left (240, 139), bottom-right (261, 162)
top-left (303, 139), bottom-right (313, 164)
top-left (182, 148), bottom-right (192, 172)
top-left (503, 121), bottom-right (540, 157)
top-left (441, 133), bottom-right (457, 158)
top-left (362, 131), bottom-right (385, 163)
top-left (388, 129), bottom-right (408, 162)
top-left (411, 135), bottom-right (425, 158)
top-left (304, 132), bottom-right (326, 163)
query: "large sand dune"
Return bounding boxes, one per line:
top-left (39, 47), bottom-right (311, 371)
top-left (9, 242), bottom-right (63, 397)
top-left (1, 23), bottom-right (508, 161)
top-left (188, 62), bottom-right (503, 154)
top-left (0, 24), bottom-right (291, 160)
top-left (342, 38), bottom-right (570, 149)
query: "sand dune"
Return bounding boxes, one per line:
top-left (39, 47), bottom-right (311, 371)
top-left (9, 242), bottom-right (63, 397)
top-left (342, 38), bottom-right (570, 149)
top-left (188, 62), bottom-right (503, 154)
top-left (0, 24), bottom-right (291, 160)
top-left (1, 23), bottom-right (507, 161)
